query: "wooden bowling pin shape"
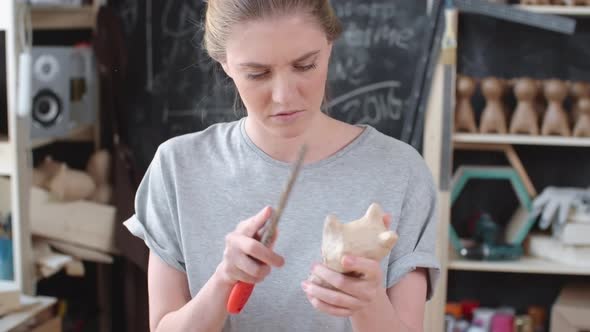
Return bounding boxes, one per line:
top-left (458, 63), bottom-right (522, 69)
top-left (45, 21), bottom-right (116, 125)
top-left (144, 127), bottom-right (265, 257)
top-left (509, 78), bottom-right (540, 135)
top-left (520, 0), bottom-right (551, 4)
top-left (571, 81), bottom-right (590, 123)
top-left (573, 97), bottom-right (590, 137)
top-left (455, 75), bottom-right (478, 133)
top-left (480, 77), bottom-right (508, 134)
top-left (541, 79), bottom-right (571, 136)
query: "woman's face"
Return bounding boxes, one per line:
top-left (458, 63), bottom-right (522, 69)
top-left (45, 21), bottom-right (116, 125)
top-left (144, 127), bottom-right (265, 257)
top-left (222, 13), bottom-right (332, 139)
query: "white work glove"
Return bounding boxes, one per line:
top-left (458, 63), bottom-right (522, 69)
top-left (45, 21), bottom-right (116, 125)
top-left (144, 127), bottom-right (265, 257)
top-left (531, 186), bottom-right (590, 230)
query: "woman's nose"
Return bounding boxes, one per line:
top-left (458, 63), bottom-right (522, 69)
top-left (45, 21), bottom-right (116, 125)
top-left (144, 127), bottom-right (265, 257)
top-left (271, 74), bottom-right (297, 106)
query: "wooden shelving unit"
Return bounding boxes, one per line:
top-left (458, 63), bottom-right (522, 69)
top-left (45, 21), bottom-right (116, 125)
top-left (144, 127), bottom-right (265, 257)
top-left (448, 251), bottom-right (590, 276)
top-left (517, 4), bottom-right (590, 16)
top-left (24, 4), bottom-right (108, 331)
top-left (31, 5), bottom-right (95, 30)
top-left (454, 133), bottom-right (590, 147)
top-left (423, 4), bottom-right (590, 330)
top-left (2, 0), bottom-right (103, 317)
top-left (0, 1), bottom-right (34, 297)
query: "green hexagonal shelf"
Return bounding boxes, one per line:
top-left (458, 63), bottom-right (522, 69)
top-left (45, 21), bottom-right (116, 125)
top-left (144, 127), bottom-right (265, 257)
top-left (450, 166), bottom-right (536, 252)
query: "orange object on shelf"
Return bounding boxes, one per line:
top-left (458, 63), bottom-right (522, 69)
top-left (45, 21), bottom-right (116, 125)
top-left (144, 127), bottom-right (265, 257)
top-left (446, 302), bottom-right (463, 319)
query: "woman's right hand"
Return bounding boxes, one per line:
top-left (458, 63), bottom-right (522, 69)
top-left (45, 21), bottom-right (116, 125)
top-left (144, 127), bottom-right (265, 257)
top-left (215, 206), bottom-right (285, 286)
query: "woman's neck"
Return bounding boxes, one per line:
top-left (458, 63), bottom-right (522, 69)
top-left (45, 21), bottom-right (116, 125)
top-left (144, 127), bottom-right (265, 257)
top-left (244, 113), bottom-right (363, 164)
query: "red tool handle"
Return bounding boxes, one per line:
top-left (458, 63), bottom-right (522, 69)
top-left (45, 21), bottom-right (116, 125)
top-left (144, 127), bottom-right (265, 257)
top-left (227, 281), bottom-right (255, 314)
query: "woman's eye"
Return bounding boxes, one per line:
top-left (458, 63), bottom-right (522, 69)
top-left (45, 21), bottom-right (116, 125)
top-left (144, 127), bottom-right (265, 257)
top-left (295, 63), bottom-right (317, 72)
top-left (246, 71), bottom-right (269, 80)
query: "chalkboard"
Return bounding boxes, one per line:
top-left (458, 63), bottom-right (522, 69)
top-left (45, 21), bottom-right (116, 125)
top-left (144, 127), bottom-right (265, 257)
top-left (459, 15), bottom-right (590, 79)
top-left (325, 1), bottom-right (434, 143)
top-left (112, 0), bottom-right (439, 171)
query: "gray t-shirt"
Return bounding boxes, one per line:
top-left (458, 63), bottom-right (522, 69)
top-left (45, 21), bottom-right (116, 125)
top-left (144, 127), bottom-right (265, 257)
top-left (124, 118), bottom-right (440, 332)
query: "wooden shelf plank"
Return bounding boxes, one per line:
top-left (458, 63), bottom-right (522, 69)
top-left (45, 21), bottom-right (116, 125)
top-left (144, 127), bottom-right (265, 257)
top-left (30, 124), bottom-right (94, 149)
top-left (453, 133), bottom-right (590, 147)
top-left (0, 140), bottom-right (12, 176)
top-left (31, 5), bottom-right (95, 30)
top-left (449, 253), bottom-right (590, 275)
top-left (0, 295), bottom-right (57, 331)
top-left (516, 4), bottom-right (590, 16)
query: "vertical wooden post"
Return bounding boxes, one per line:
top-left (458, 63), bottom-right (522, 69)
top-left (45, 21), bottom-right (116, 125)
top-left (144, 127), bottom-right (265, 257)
top-left (423, 6), bottom-right (458, 332)
top-left (7, 0), bottom-right (35, 295)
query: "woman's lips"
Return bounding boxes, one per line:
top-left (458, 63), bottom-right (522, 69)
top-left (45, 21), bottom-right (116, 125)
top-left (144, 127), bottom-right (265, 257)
top-left (271, 110), bottom-right (305, 122)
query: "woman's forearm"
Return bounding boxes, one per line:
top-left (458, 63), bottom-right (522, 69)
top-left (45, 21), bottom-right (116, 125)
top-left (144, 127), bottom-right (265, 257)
top-left (155, 270), bottom-right (233, 332)
top-left (350, 287), bottom-right (417, 332)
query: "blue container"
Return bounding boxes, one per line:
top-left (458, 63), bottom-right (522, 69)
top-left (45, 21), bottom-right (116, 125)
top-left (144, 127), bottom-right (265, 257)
top-left (0, 238), bottom-right (14, 280)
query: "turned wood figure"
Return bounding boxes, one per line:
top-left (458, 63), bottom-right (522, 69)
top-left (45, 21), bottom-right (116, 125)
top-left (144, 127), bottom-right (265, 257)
top-left (455, 75), bottom-right (478, 133)
top-left (571, 81), bottom-right (590, 123)
top-left (521, 0), bottom-right (590, 4)
top-left (551, 0), bottom-right (590, 5)
top-left (534, 84), bottom-right (547, 121)
top-left (574, 97), bottom-right (590, 137)
top-left (509, 78), bottom-right (540, 135)
top-left (480, 77), bottom-right (508, 134)
top-left (541, 79), bottom-right (571, 136)
top-left (308, 203), bottom-right (398, 288)
top-left (520, 0), bottom-right (551, 4)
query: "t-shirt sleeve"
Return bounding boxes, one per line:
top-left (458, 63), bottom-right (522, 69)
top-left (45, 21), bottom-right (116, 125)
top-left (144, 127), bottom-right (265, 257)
top-left (123, 145), bottom-right (185, 272)
top-left (386, 151), bottom-right (441, 300)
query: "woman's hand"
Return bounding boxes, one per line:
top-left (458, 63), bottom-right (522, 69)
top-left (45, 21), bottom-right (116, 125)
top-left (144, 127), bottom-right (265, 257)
top-left (215, 206), bottom-right (285, 286)
top-left (302, 214), bottom-right (392, 317)
top-left (302, 256), bottom-right (385, 317)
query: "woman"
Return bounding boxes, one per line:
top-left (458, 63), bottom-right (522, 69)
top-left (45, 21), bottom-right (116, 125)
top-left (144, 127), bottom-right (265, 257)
top-left (124, 0), bottom-right (440, 331)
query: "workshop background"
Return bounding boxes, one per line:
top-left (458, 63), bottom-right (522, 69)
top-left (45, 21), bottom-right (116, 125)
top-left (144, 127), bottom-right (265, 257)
top-left (1, 0), bottom-right (589, 331)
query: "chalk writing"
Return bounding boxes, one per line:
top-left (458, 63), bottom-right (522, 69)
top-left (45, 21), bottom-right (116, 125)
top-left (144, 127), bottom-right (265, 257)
top-left (331, 51), bottom-right (369, 86)
top-left (327, 81), bottom-right (403, 126)
top-left (151, 0), bottom-right (201, 98)
top-left (118, 0), bottom-right (138, 35)
top-left (342, 22), bottom-right (415, 49)
top-left (161, 0), bottom-right (198, 39)
top-left (334, 2), bottom-right (400, 21)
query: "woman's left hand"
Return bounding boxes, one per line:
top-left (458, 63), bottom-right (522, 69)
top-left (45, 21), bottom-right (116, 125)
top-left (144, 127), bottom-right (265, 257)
top-left (301, 255), bottom-right (384, 317)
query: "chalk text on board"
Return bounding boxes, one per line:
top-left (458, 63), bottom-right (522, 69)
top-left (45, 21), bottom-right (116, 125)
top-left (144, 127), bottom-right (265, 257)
top-left (327, 81), bottom-right (403, 126)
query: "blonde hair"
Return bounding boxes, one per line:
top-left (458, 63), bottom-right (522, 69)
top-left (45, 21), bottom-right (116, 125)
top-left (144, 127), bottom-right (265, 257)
top-left (203, 0), bottom-right (342, 63)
